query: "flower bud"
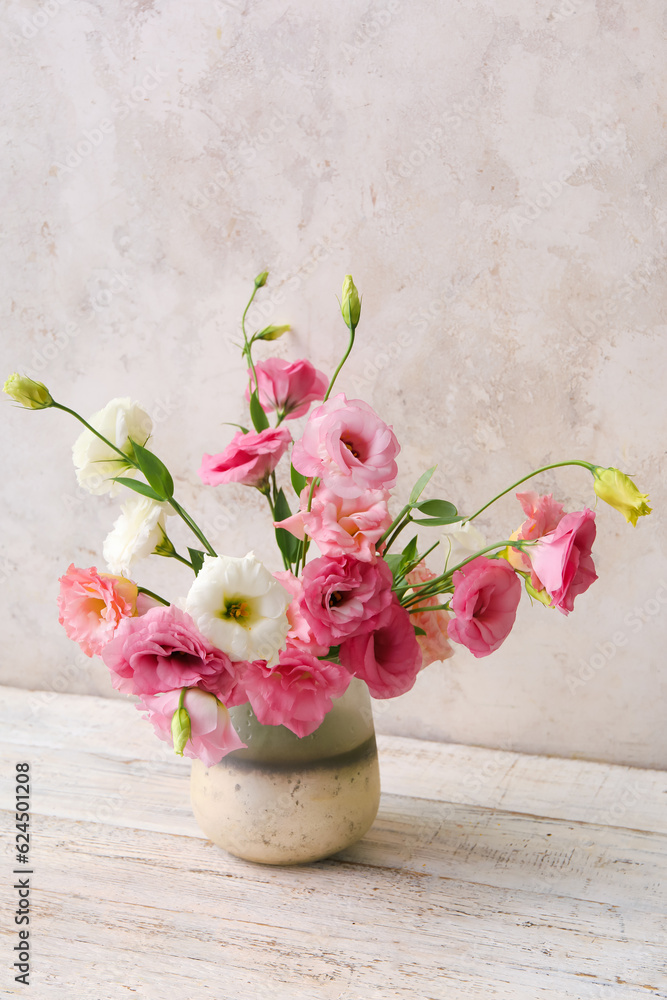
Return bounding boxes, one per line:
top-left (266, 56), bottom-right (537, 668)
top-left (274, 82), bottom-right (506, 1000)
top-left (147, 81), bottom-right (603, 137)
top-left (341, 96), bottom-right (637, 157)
top-left (171, 705), bottom-right (191, 756)
top-left (524, 578), bottom-right (553, 607)
top-left (254, 270), bottom-right (269, 288)
top-left (254, 324), bottom-right (290, 342)
top-left (341, 275), bottom-right (361, 328)
top-left (153, 524), bottom-right (176, 558)
top-left (593, 466), bottom-right (651, 526)
top-left (4, 373), bottom-right (53, 409)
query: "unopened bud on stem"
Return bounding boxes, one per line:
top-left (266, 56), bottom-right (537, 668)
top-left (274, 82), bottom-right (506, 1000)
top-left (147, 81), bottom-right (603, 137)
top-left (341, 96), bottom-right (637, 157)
top-left (4, 373), bottom-right (53, 409)
top-left (171, 705), bottom-right (191, 756)
top-left (341, 275), bottom-right (361, 329)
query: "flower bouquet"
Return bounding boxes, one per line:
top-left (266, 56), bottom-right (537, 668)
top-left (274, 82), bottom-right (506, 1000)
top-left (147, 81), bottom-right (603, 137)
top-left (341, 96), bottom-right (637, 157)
top-left (6, 273), bottom-right (651, 860)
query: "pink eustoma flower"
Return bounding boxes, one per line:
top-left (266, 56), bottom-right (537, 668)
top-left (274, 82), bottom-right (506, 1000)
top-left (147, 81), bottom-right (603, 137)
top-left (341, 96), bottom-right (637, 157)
top-left (242, 648), bottom-right (351, 737)
top-left (291, 393), bottom-right (400, 498)
top-left (516, 491), bottom-right (566, 540)
top-left (339, 598), bottom-right (422, 698)
top-left (528, 508), bottom-right (597, 614)
top-left (507, 492), bottom-right (566, 585)
top-left (276, 485), bottom-right (392, 563)
top-left (199, 426), bottom-right (291, 489)
top-left (101, 605), bottom-right (247, 702)
top-left (137, 688), bottom-right (247, 767)
top-left (273, 571), bottom-right (329, 656)
top-left (447, 556), bottom-right (521, 658)
top-left (245, 358), bottom-right (328, 420)
top-left (405, 562), bottom-right (454, 668)
top-left (298, 555), bottom-right (394, 647)
top-left (57, 564), bottom-right (138, 657)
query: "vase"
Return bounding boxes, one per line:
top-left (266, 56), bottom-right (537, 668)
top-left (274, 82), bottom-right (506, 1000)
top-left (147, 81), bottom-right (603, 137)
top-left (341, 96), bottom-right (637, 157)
top-left (190, 677), bottom-right (381, 865)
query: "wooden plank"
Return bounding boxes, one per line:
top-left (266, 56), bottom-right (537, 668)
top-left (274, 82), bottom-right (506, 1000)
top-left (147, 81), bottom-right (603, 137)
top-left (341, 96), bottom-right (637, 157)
top-left (2, 686), bottom-right (667, 999)
top-left (3, 685), bottom-right (667, 835)
top-left (377, 736), bottom-right (667, 835)
top-left (2, 739), bottom-right (666, 913)
top-left (1, 815), bottom-right (665, 1000)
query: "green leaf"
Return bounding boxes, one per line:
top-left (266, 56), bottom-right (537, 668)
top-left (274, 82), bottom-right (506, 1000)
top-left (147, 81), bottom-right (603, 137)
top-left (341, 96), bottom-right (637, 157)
top-left (408, 466), bottom-right (437, 504)
top-left (411, 514), bottom-right (462, 526)
top-left (187, 548), bottom-right (206, 575)
top-left (275, 527), bottom-right (299, 564)
top-left (384, 554), bottom-right (405, 582)
top-left (130, 441), bottom-right (174, 500)
top-left (273, 487), bottom-right (292, 523)
top-left (113, 477), bottom-right (165, 502)
top-left (290, 464), bottom-right (307, 495)
top-left (385, 535), bottom-right (421, 586)
top-left (401, 535), bottom-right (419, 564)
top-left (412, 499), bottom-right (458, 518)
top-left (222, 422), bottom-right (249, 434)
top-left (273, 488), bottom-right (299, 564)
top-left (413, 625), bottom-right (427, 636)
top-left (249, 390), bottom-right (269, 432)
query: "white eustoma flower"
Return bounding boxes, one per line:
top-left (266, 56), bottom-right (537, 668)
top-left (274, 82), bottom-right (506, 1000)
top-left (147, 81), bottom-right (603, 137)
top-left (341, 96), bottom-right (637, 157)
top-left (103, 496), bottom-right (172, 576)
top-left (441, 519), bottom-right (487, 570)
top-left (184, 552), bottom-right (291, 663)
top-left (72, 397), bottom-right (153, 496)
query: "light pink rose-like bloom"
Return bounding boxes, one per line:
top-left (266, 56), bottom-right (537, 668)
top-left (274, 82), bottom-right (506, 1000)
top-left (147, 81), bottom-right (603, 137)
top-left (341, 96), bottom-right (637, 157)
top-left (199, 426), bottom-right (292, 489)
top-left (528, 508), bottom-right (597, 615)
top-left (276, 485), bottom-right (392, 563)
top-left (245, 358), bottom-right (328, 420)
top-left (405, 562), bottom-right (454, 668)
top-left (298, 555), bottom-right (394, 647)
top-left (57, 564), bottom-right (138, 658)
top-left (101, 605), bottom-right (247, 702)
top-left (339, 598), bottom-right (422, 699)
top-left (447, 556), bottom-right (521, 658)
top-left (242, 648), bottom-right (351, 738)
top-left (507, 492), bottom-right (566, 584)
top-left (273, 571), bottom-right (329, 656)
top-left (291, 393), bottom-right (400, 498)
top-left (137, 688), bottom-right (247, 767)
top-left (516, 491), bottom-right (566, 539)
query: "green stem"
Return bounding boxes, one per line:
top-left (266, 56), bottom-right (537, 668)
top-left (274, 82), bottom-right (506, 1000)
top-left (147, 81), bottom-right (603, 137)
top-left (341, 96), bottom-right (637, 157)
top-left (169, 499), bottom-right (217, 557)
top-left (415, 540), bottom-right (440, 565)
top-left (401, 540), bottom-right (533, 608)
top-left (137, 585), bottom-right (170, 607)
top-left (464, 461), bottom-right (595, 523)
top-left (377, 504), bottom-right (410, 549)
top-left (383, 516), bottom-right (412, 554)
top-left (408, 603), bottom-right (451, 614)
top-left (294, 477), bottom-right (319, 576)
top-left (178, 687), bottom-right (186, 710)
top-left (323, 320), bottom-right (356, 402)
top-left (241, 286), bottom-right (261, 393)
top-left (392, 540), bottom-right (441, 590)
top-left (51, 402), bottom-right (135, 463)
top-left (401, 580), bottom-right (449, 607)
top-left (169, 551), bottom-right (196, 570)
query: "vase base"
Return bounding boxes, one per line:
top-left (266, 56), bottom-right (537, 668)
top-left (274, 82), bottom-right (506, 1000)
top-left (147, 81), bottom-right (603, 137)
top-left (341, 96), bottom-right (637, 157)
top-left (191, 736), bottom-right (381, 865)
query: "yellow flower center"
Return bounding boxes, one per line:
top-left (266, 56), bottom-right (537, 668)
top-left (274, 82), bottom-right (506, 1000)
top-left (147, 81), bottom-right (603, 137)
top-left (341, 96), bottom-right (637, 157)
top-left (227, 600), bottom-right (250, 620)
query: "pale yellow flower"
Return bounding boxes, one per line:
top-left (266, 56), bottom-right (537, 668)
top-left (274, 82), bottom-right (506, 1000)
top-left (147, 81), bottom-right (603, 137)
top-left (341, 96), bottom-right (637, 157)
top-left (593, 466), bottom-right (651, 526)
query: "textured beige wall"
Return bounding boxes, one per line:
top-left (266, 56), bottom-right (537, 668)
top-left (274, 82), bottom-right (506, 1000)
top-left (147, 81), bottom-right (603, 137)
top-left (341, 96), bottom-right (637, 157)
top-left (2, 0), bottom-right (666, 766)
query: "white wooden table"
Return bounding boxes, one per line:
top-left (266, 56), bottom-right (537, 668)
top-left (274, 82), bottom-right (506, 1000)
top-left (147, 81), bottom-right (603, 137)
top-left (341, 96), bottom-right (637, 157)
top-left (1, 685), bottom-right (666, 999)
